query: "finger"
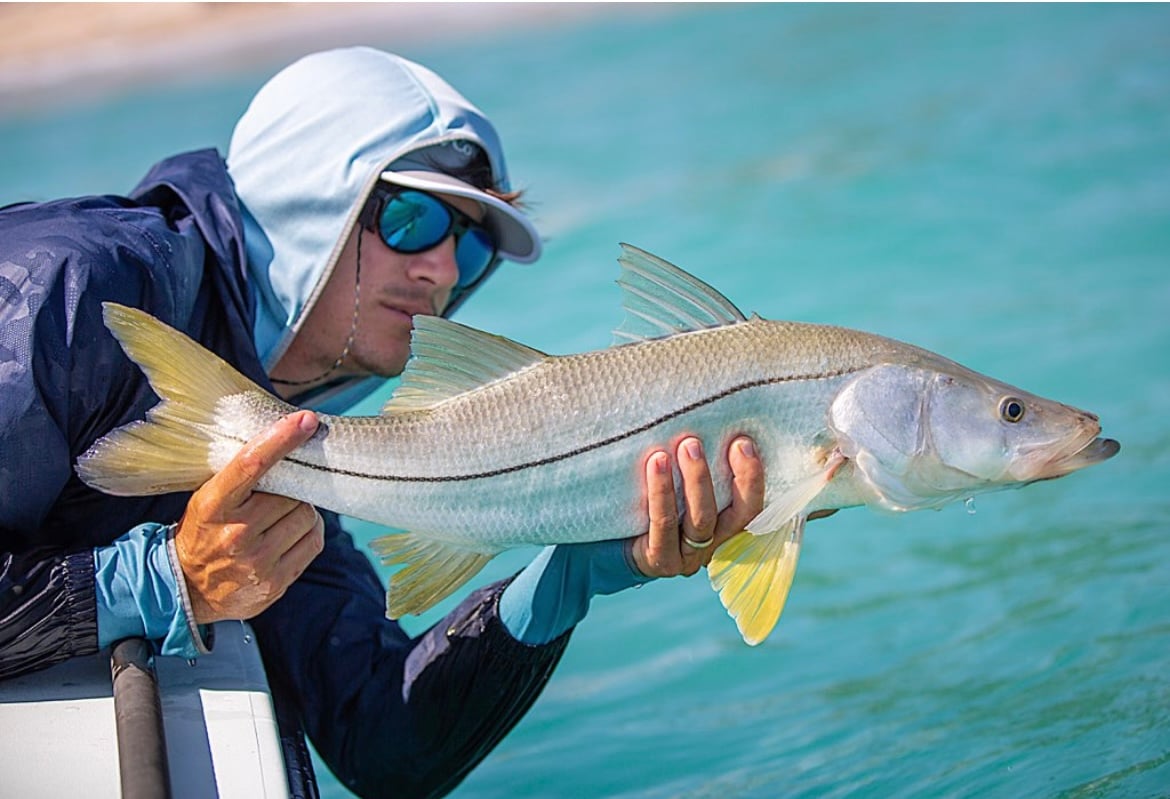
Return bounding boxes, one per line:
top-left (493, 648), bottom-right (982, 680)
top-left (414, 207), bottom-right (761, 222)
top-left (712, 436), bottom-right (765, 548)
top-left (635, 449), bottom-right (681, 576)
top-left (251, 502), bottom-right (323, 565)
top-left (237, 490), bottom-right (310, 536)
top-left (269, 508), bottom-right (327, 588)
top-left (677, 438), bottom-right (717, 566)
top-left (210, 410), bottom-right (319, 508)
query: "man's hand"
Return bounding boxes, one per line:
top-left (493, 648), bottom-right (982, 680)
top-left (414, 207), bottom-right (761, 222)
top-left (174, 410), bottom-right (326, 624)
top-left (630, 436), bottom-right (839, 579)
top-left (631, 436), bottom-right (765, 578)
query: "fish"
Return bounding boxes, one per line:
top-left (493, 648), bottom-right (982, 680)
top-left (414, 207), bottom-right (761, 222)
top-left (76, 244), bottom-right (1120, 645)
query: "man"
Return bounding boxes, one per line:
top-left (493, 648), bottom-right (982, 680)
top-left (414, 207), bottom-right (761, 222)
top-left (0, 48), bottom-right (764, 797)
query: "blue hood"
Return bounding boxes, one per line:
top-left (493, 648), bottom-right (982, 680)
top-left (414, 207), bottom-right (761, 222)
top-left (226, 47), bottom-right (527, 412)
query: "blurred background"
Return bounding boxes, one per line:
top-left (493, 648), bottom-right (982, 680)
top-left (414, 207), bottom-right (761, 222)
top-left (3, 4), bottom-right (1168, 798)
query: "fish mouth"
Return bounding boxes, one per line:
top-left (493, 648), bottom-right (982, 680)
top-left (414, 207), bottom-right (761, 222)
top-left (1032, 437), bottom-right (1121, 481)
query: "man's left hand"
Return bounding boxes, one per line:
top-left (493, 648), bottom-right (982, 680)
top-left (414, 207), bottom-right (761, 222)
top-left (631, 436), bottom-right (765, 578)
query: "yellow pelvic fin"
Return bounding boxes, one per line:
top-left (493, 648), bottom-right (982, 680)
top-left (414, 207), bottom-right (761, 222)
top-left (371, 532), bottom-right (495, 618)
top-left (708, 517), bottom-right (806, 646)
top-left (75, 303), bottom-right (274, 496)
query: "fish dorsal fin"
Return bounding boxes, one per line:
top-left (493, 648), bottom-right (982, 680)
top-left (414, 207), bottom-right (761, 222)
top-left (383, 315), bottom-right (546, 413)
top-left (613, 243), bottom-right (748, 345)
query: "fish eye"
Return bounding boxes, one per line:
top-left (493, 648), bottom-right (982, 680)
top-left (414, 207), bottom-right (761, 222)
top-left (999, 397), bottom-right (1026, 423)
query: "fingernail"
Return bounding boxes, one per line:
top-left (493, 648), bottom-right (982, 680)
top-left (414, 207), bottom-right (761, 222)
top-left (738, 439), bottom-right (757, 459)
top-left (651, 452), bottom-right (669, 474)
top-left (685, 438), bottom-right (703, 460)
top-left (298, 411), bottom-right (318, 433)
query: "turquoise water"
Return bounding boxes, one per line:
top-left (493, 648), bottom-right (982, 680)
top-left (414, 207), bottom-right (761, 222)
top-left (3, 4), bottom-right (1168, 797)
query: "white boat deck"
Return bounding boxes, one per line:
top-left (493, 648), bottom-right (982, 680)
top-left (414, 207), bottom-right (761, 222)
top-left (0, 622), bottom-right (290, 798)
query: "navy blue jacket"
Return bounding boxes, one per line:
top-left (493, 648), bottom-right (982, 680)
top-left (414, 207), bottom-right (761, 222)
top-left (0, 149), bottom-right (570, 798)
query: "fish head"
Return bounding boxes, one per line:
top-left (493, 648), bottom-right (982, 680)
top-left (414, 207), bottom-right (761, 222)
top-left (926, 368), bottom-right (1119, 485)
top-left (829, 362), bottom-right (1119, 511)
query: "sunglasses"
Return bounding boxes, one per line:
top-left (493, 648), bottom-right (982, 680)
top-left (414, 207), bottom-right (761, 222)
top-left (359, 185), bottom-right (499, 290)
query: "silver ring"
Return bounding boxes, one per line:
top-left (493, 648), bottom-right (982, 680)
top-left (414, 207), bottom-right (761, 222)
top-left (683, 534), bottom-right (714, 550)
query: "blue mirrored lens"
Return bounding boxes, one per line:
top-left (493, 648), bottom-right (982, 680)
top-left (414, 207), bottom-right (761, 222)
top-left (455, 228), bottom-right (495, 288)
top-left (379, 191), bottom-right (451, 253)
top-left (373, 188), bottom-right (499, 289)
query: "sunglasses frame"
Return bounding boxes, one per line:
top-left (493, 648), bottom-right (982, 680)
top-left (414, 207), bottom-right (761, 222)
top-left (357, 183), bottom-right (505, 317)
top-left (358, 184), bottom-right (499, 283)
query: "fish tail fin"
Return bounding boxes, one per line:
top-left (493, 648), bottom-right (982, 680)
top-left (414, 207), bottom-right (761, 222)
top-left (708, 517), bottom-right (806, 645)
top-left (371, 532), bottom-right (495, 617)
top-left (75, 302), bottom-right (267, 496)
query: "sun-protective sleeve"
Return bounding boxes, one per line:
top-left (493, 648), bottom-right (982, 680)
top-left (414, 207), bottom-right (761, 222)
top-left (93, 522), bottom-right (208, 658)
top-left (498, 540), bottom-right (654, 644)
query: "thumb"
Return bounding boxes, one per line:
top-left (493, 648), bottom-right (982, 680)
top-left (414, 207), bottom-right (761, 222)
top-left (210, 410), bottom-right (318, 506)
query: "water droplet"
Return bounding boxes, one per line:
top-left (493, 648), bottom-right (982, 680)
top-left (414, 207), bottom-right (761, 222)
top-left (186, 658), bottom-right (198, 668)
top-left (240, 620), bottom-right (252, 644)
top-left (965, 498), bottom-right (977, 515)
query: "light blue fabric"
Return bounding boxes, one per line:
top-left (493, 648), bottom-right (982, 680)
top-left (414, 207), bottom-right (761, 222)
top-left (499, 540), bottom-right (654, 645)
top-left (226, 47), bottom-right (520, 381)
top-left (94, 523), bottom-right (203, 658)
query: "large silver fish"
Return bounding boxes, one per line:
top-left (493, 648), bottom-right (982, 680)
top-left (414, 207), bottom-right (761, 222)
top-left (77, 245), bottom-right (1119, 645)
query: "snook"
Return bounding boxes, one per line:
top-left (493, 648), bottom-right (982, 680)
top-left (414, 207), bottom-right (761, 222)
top-left (77, 245), bottom-right (1119, 645)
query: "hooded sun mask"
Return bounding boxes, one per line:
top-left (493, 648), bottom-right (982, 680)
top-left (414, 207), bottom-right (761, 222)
top-left (227, 47), bottom-right (541, 412)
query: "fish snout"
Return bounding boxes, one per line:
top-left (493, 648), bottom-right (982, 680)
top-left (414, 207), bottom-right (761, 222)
top-left (1062, 402), bottom-right (1101, 433)
top-left (1034, 436), bottom-right (1120, 481)
top-left (1007, 402), bottom-right (1114, 482)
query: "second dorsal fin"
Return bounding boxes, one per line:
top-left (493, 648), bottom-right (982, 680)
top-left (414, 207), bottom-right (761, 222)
top-left (612, 243), bottom-right (747, 345)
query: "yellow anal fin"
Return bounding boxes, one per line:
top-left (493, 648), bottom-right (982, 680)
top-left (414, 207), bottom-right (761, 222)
top-left (708, 517), bottom-right (805, 646)
top-left (371, 532), bottom-right (495, 618)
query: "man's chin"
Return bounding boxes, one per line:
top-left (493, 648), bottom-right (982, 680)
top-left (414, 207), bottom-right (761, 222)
top-left (367, 353), bottom-right (411, 380)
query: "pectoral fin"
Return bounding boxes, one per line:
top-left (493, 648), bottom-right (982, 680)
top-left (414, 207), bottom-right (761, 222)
top-left (708, 517), bottom-right (805, 646)
top-left (371, 532), bottom-right (495, 617)
top-left (744, 449), bottom-right (845, 535)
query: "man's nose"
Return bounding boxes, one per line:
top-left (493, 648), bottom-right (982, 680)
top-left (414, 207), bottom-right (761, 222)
top-left (407, 236), bottom-right (460, 290)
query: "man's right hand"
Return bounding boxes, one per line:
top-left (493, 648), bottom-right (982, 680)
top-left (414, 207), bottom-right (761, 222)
top-left (174, 410), bottom-right (325, 624)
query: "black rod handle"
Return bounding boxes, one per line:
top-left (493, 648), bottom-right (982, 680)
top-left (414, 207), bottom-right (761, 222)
top-left (111, 637), bottom-right (172, 799)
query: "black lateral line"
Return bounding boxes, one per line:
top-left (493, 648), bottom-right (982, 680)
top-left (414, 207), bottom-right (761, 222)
top-left (287, 367), bottom-right (859, 483)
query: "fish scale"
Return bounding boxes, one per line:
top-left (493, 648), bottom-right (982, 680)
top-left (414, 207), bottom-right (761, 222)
top-left (75, 244), bottom-right (1118, 645)
top-left (243, 322), bottom-right (868, 539)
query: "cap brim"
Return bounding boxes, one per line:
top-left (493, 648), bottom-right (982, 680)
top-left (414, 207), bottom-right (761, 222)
top-left (379, 170), bottom-right (542, 264)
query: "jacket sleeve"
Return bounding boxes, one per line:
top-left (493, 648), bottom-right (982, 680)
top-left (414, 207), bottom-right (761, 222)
top-left (0, 546), bottom-right (99, 680)
top-left (0, 188), bottom-right (227, 681)
top-left (0, 202), bottom-right (119, 679)
top-left (251, 512), bottom-right (571, 799)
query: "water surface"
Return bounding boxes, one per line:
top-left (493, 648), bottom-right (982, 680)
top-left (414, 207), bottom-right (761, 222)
top-left (2, 5), bottom-right (1167, 797)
